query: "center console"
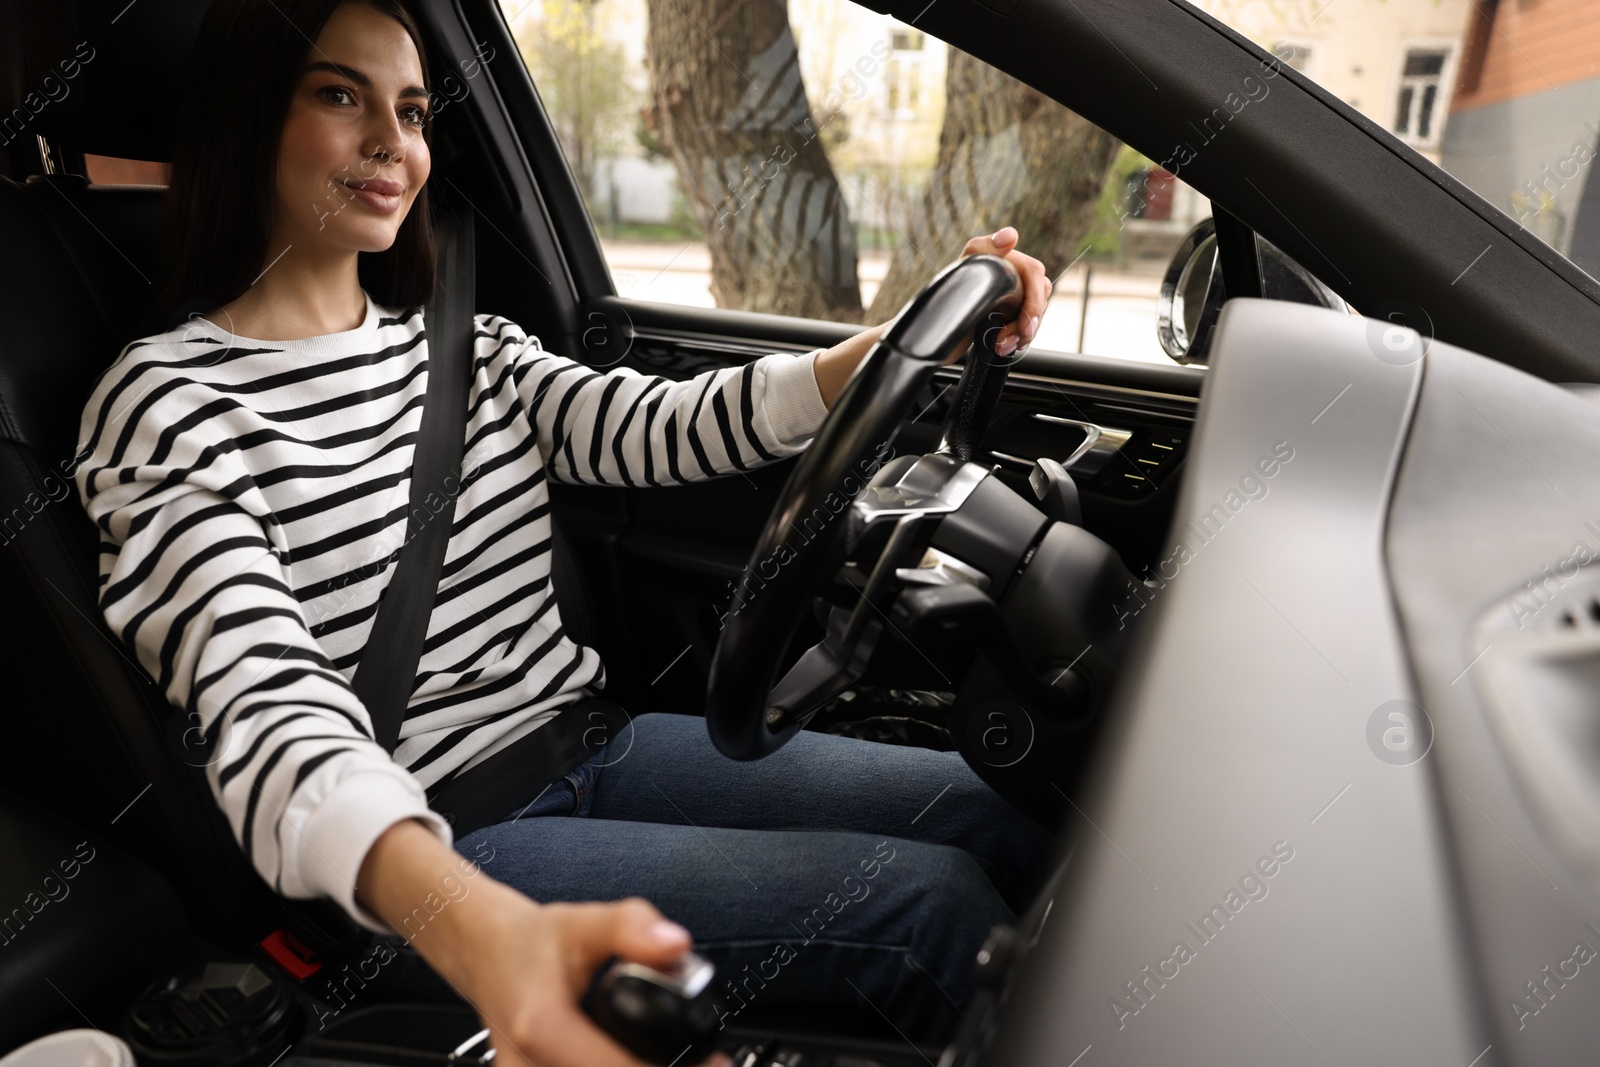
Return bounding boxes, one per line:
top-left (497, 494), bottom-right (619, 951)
top-left (287, 1004), bottom-right (938, 1067)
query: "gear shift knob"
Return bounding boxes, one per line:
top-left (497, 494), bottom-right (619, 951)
top-left (582, 951), bottom-right (721, 1065)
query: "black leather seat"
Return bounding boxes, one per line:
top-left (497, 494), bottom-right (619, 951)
top-left (0, 0), bottom-right (600, 957)
top-left (0, 191), bottom-right (283, 950)
top-left (0, 789), bottom-right (190, 1049)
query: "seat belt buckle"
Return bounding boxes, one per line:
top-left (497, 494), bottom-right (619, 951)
top-left (260, 927), bottom-right (325, 980)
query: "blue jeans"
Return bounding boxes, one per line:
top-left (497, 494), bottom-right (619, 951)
top-left (452, 712), bottom-right (1059, 1041)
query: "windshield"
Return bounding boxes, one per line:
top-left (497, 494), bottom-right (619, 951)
top-left (1191, 0), bottom-right (1600, 280)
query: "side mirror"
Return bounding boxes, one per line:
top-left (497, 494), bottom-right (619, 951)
top-left (1156, 217), bottom-right (1348, 365)
top-left (1156, 219), bottom-right (1221, 364)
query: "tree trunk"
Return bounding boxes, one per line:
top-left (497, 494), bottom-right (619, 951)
top-left (867, 49), bottom-right (1121, 322)
top-left (644, 0), bottom-right (864, 321)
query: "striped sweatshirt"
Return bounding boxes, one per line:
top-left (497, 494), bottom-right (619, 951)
top-left (74, 290), bottom-right (829, 931)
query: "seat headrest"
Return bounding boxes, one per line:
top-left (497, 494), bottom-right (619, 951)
top-left (11, 0), bottom-right (214, 164)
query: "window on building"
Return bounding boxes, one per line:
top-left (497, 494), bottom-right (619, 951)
top-left (890, 28), bottom-right (924, 51)
top-left (1395, 49), bottom-right (1449, 142)
top-left (883, 59), bottom-right (920, 117)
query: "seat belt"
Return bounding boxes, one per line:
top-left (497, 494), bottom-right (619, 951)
top-left (349, 208), bottom-right (627, 837)
top-left (352, 209), bottom-right (474, 754)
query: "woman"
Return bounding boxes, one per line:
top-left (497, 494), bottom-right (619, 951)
top-left (75, 1), bottom-right (1059, 1064)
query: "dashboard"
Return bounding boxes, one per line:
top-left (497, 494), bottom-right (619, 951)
top-left (965, 299), bottom-right (1600, 1066)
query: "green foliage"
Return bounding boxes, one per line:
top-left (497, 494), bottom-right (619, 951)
top-left (635, 117), bottom-right (670, 162)
top-left (1078, 143), bottom-right (1155, 257)
top-left (515, 0), bottom-right (637, 197)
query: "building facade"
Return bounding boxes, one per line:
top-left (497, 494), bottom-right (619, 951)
top-left (1439, 0), bottom-right (1600, 273)
top-left (1196, 0), bottom-right (1475, 164)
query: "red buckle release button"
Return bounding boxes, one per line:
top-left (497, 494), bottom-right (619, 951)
top-left (260, 928), bottom-right (324, 980)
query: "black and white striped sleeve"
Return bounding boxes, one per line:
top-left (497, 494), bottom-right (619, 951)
top-left (501, 321), bottom-right (832, 487)
top-left (74, 359), bottom-right (449, 933)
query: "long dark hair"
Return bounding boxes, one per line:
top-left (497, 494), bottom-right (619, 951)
top-left (142, 0), bottom-right (436, 337)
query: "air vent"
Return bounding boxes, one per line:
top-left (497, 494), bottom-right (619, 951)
top-left (1472, 565), bottom-right (1600, 879)
top-left (1479, 564), bottom-right (1600, 637)
top-left (1539, 589), bottom-right (1600, 631)
top-left (1546, 594), bottom-right (1599, 630)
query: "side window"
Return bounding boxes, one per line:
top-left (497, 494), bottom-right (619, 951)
top-left (1192, 3), bottom-right (1600, 277)
top-left (498, 0), bottom-right (1209, 364)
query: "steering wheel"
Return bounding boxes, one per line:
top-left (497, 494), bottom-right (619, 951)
top-left (705, 254), bottom-right (1024, 760)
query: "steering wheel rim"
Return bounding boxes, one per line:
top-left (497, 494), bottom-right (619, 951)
top-left (705, 254), bottom-right (1023, 760)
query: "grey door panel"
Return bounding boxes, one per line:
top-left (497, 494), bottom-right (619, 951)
top-left (1387, 340), bottom-right (1600, 1063)
top-left (984, 300), bottom-right (1487, 1066)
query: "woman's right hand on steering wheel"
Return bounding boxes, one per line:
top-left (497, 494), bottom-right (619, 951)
top-left (356, 818), bottom-right (730, 1067)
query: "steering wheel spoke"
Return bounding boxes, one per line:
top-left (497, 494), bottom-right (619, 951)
top-left (706, 253), bottom-right (1025, 759)
top-left (765, 606), bottom-right (883, 730)
top-left (767, 513), bottom-right (930, 729)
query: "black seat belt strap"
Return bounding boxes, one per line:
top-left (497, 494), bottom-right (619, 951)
top-left (353, 210), bottom-right (474, 754)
